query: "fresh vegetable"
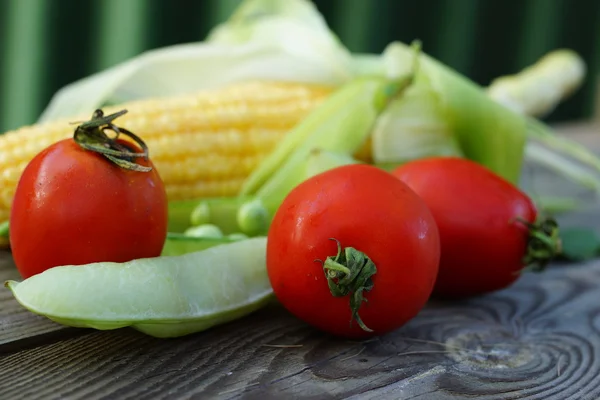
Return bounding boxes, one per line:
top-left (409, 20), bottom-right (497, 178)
top-left (370, 44), bottom-right (600, 194)
top-left (391, 157), bottom-right (561, 299)
top-left (533, 196), bottom-right (585, 214)
top-left (188, 197), bottom-right (269, 237)
top-left (369, 75), bottom-right (462, 171)
top-left (370, 42), bottom-right (528, 184)
top-left (9, 110), bottom-right (168, 279)
top-left (0, 81), bottom-right (333, 225)
top-left (523, 122), bottom-right (600, 194)
top-left (266, 164), bottom-right (440, 339)
top-left (184, 224), bottom-right (225, 239)
top-left (303, 147), bottom-right (361, 177)
top-left (167, 196), bottom-right (259, 234)
top-left (6, 237), bottom-right (272, 338)
top-left (487, 49), bottom-right (586, 118)
top-left (558, 228), bottom-right (600, 261)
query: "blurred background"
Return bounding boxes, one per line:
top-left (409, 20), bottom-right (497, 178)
top-left (0, 0), bottom-right (598, 133)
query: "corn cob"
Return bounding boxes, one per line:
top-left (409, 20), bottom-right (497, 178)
top-left (0, 81), bottom-right (338, 223)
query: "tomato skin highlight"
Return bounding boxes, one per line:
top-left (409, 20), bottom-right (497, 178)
top-left (391, 157), bottom-right (537, 298)
top-left (10, 138), bottom-right (168, 279)
top-left (266, 164), bottom-right (440, 339)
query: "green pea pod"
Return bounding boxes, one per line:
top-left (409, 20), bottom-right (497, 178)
top-left (168, 195), bottom-right (269, 236)
top-left (6, 237), bottom-right (272, 338)
top-left (167, 199), bottom-right (199, 233)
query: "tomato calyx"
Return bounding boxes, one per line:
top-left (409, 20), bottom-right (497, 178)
top-left (73, 109), bottom-right (152, 172)
top-left (315, 238), bottom-right (377, 332)
top-left (518, 217), bottom-right (562, 273)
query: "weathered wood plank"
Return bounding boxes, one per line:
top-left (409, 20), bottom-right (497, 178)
top-left (0, 251), bottom-right (75, 347)
top-left (1, 259), bottom-right (600, 399)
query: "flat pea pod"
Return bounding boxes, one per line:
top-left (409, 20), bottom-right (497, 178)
top-left (6, 237), bottom-right (272, 338)
top-left (167, 196), bottom-right (269, 236)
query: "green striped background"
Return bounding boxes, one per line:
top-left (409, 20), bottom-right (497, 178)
top-left (1, 0), bottom-right (598, 133)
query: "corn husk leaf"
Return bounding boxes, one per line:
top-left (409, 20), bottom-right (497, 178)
top-left (371, 42), bottom-right (528, 183)
top-left (38, 0), bottom-right (355, 123)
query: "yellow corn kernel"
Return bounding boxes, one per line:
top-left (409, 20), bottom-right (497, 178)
top-left (0, 81), bottom-right (335, 222)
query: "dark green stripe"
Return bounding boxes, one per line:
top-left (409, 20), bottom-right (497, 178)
top-left (547, 0), bottom-right (599, 122)
top-left (368, 0), bottom-right (444, 54)
top-left (146, 0), bottom-right (213, 48)
top-left (40, 0), bottom-right (97, 123)
top-left (571, 0), bottom-right (600, 120)
top-left (586, 4), bottom-right (600, 120)
top-left (2, 0), bottom-right (50, 131)
top-left (469, 0), bottom-right (527, 86)
top-left (434, 0), bottom-right (481, 78)
top-left (312, 0), bottom-right (338, 29)
top-left (0, 0), bottom-right (8, 132)
top-left (93, 0), bottom-right (152, 71)
top-left (515, 0), bottom-right (563, 68)
top-left (330, 0), bottom-right (374, 53)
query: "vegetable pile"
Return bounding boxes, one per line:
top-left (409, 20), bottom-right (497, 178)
top-left (0, 0), bottom-right (597, 339)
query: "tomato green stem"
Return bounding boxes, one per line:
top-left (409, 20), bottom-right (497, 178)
top-left (518, 217), bottom-right (562, 273)
top-left (73, 109), bottom-right (152, 172)
top-left (315, 238), bottom-right (377, 332)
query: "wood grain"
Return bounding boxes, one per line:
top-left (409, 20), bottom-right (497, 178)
top-left (1, 259), bottom-right (600, 399)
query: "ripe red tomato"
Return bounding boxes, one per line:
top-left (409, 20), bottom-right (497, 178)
top-left (266, 164), bottom-right (440, 339)
top-left (10, 136), bottom-right (168, 279)
top-left (391, 157), bottom-right (560, 299)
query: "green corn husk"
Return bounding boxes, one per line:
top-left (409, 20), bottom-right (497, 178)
top-left (371, 42), bottom-right (528, 184)
top-left (368, 42), bottom-right (600, 193)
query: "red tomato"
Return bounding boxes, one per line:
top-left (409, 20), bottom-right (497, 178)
top-left (10, 137), bottom-right (168, 279)
top-left (266, 164), bottom-right (440, 339)
top-left (391, 157), bottom-right (560, 299)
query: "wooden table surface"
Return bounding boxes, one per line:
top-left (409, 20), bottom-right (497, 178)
top-left (1, 122), bottom-right (600, 400)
